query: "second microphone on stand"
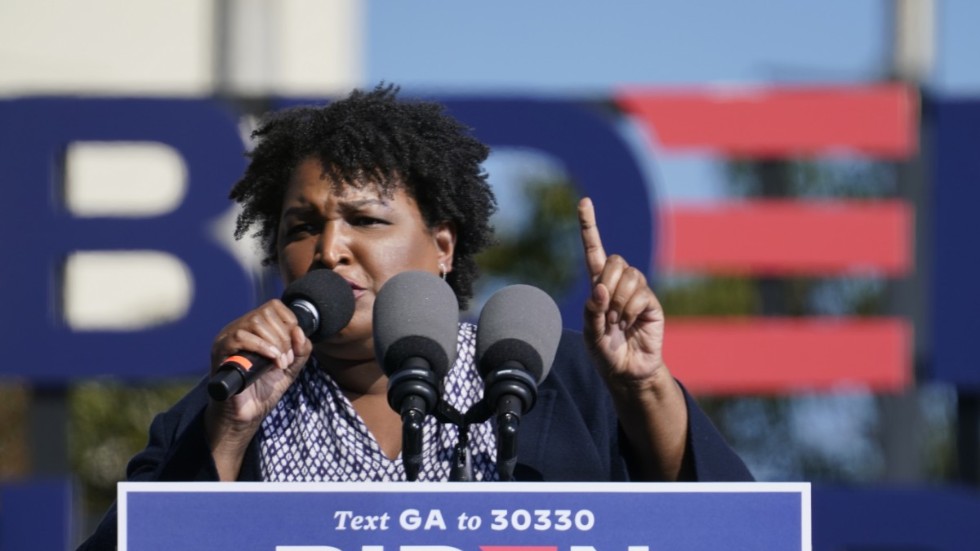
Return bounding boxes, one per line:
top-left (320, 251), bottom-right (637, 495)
top-left (373, 270), bottom-right (459, 481)
top-left (476, 284), bottom-right (562, 481)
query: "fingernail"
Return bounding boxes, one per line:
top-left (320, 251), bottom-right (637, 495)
top-left (608, 311), bottom-right (619, 325)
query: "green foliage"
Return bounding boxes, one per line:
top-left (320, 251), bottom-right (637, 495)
top-left (477, 177), bottom-right (582, 297)
top-left (69, 379), bottom-right (196, 516)
top-left (0, 382), bottom-right (29, 478)
top-left (658, 276), bottom-right (757, 317)
top-left (727, 158), bottom-right (897, 198)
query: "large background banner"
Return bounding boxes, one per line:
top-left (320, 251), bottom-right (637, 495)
top-left (120, 482), bottom-right (811, 551)
top-left (0, 89), bottom-right (924, 392)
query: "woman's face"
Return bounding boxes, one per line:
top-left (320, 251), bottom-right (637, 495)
top-left (276, 157), bottom-right (455, 360)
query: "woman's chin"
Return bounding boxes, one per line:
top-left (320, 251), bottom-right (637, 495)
top-left (317, 327), bottom-right (375, 361)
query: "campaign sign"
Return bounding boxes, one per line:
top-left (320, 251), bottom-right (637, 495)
top-left (119, 481), bottom-right (810, 551)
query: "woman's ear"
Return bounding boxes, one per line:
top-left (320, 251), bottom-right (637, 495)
top-left (433, 222), bottom-right (456, 273)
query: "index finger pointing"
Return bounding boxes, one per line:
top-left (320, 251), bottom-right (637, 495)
top-left (578, 197), bottom-right (607, 278)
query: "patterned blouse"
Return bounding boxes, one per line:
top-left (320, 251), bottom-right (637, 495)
top-left (259, 322), bottom-right (499, 481)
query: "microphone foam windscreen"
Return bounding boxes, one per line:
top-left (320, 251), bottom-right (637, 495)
top-left (476, 284), bottom-right (562, 383)
top-left (373, 271), bottom-right (460, 378)
top-left (281, 269), bottom-right (355, 342)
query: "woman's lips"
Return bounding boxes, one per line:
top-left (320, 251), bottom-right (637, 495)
top-left (345, 279), bottom-right (366, 299)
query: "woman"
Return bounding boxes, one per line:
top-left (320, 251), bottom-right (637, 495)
top-left (78, 84), bottom-right (751, 550)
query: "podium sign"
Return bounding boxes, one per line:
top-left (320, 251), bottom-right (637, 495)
top-left (119, 481), bottom-right (810, 551)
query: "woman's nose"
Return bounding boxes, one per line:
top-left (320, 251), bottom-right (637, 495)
top-left (315, 222), bottom-right (351, 268)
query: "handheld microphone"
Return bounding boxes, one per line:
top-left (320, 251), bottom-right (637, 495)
top-left (476, 284), bottom-right (561, 480)
top-left (207, 269), bottom-right (355, 401)
top-left (373, 270), bottom-right (459, 480)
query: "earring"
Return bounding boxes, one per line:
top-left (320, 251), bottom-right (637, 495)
top-left (439, 262), bottom-right (448, 280)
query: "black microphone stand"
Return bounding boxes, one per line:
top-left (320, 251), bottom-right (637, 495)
top-left (430, 365), bottom-right (536, 482)
top-left (450, 425), bottom-right (473, 481)
top-left (494, 396), bottom-right (522, 481)
top-left (387, 360), bottom-right (440, 481)
top-left (434, 401), bottom-right (473, 481)
top-left (482, 363), bottom-right (537, 481)
top-left (400, 399), bottom-right (425, 481)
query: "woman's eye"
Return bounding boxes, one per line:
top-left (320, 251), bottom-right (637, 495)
top-left (353, 216), bottom-right (385, 227)
top-left (286, 223), bottom-right (314, 236)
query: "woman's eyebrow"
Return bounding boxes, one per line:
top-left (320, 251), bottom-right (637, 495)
top-left (280, 197), bottom-right (392, 219)
top-left (280, 205), bottom-right (315, 219)
top-left (337, 197), bottom-right (391, 212)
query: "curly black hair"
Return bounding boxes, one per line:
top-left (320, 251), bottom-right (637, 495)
top-left (229, 83), bottom-right (497, 309)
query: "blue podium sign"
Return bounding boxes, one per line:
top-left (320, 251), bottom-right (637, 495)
top-left (119, 482), bottom-right (810, 551)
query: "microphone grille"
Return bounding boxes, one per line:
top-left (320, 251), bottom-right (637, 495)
top-left (476, 284), bottom-right (562, 383)
top-left (281, 269), bottom-right (355, 341)
top-left (373, 271), bottom-right (460, 378)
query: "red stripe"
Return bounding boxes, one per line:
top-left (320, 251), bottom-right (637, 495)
top-left (616, 84), bottom-right (916, 157)
top-left (657, 200), bottom-right (912, 275)
top-left (664, 318), bottom-right (912, 394)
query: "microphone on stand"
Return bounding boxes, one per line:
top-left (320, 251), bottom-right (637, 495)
top-left (208, 269), bottom-right (355, 401)
top-left (475, 284), bottom-right (561, 481)
top-left (373, 270), bottom-right (459, 481)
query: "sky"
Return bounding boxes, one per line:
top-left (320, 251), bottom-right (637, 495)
top-left (366, 1), bottom-right (979, 95)
top-left (364, 1), bottom-right (980, 203)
